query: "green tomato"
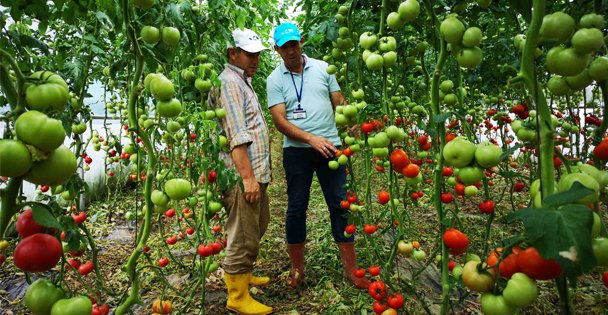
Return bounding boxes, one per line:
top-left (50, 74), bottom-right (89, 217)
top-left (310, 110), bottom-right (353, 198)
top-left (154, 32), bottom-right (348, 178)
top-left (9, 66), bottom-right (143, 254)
top-left (156, 98), bottom-right (182, 118)
top-left (151, 190), bottom-right (170, 206)
top-left (15, 110), bottom-right (66, 153)
top-left (557, 172), bottom-right (600, 205)
top-left (440, 16), bottom-right (465, 45)
top-left (593, 237), bottom-right (608, 266)
top-left (474, 142), bottom-right (503, 168)
top-left (50, 296), bottom-right (92, 315)
top-left (26, 145), bottom-right (77, 186)
top-left (25, 71), bottom-right (69, 112)
top-left (141, 26), bottom-right (160, 44)
top-left (502, 272), bottom-right (537, 308)
top-left (462, 260), bottom-right (495, 293)
top-left (0, 139), bottom-right (33, 177)
top-left (540, 12), bottom-right (575, 44)
top-left (150, 75), bottom-right (175, 101)
top-left (25, 278), bottom-right (65, 315)
top-left (337, 154), bottom-right (348, 165)
top-left (462, 27), bottom-right (482, 47)
top-left (443, 137), bottom-right (476, 168)
top-left (398, 0), bottom-right (420, 22)
top-left (571, 28), bottom-right (604, 54)
top-left (412, 249), bottom-right (426, 261)
top-left (208, 200), bottom-right (223, 213)
top-left (480, 293), bottom-right (517, 315)
top-left (592, 212), bottom-right (602, 239)
top-left (164, 178), bottom-right (192, 200)
top-left (328, 160), bottom-right (340, 170)
top-left (458, 166), bottom-right (484, 185)
top-left (588, 56), bottom-right (608, 81)
top-left (365, 53), bottom-right (384, 70)
top-left (452, 264), bottom-right (463, 279)
top-left (456, 47), bottom-right (483, 69)
top-left (161, 26), bottom-right (181, 46)
top-left (386, 12), bottom-right (405, 31)
top-left (215, 108), bottom-right (227, 119)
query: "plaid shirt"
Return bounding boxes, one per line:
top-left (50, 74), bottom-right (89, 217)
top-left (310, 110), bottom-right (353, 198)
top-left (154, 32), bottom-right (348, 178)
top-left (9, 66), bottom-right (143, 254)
top-left (209, 63), bottom-right (271, 184)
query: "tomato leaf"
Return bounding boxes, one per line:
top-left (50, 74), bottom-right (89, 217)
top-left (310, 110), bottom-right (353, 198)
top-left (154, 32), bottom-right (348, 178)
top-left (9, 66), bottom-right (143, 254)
top-left (433, 112), bottom-right (453, 124)
top-left (542, 182), bottom-right (594, 208)
top-left (31, 203), bottom-right (61, 229)
top-left (507, 204), bottom-right (595, 282)
top-left (498, 143), bottom-right (523, 162)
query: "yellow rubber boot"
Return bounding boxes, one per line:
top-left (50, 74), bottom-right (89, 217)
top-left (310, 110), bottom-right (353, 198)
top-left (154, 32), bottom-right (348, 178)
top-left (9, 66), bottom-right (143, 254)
top-left (249, 274), bottom-right (270, 286)
top-left (225, 273), bottom-right (273, 315)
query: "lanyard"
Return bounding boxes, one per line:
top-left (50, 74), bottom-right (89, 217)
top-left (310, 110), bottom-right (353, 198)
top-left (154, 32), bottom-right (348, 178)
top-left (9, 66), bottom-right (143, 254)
top-left (289, 59), bottom-right (305, 110)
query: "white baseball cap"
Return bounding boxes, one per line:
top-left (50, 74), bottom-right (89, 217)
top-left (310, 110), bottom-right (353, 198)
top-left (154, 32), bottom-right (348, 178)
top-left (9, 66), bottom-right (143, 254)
top-left (229, 28), bottom-right (268, 53)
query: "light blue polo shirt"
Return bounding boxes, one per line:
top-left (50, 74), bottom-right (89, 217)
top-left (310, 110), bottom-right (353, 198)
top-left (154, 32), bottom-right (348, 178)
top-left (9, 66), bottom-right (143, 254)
top-left (267, 55), bottom-right (342, 148)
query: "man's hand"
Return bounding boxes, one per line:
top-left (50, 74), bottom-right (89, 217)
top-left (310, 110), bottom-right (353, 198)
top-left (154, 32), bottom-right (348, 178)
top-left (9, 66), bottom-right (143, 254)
top-left (308, 135), bottom-right (337, 158)
top-left (243, 177), bottom-right (261, 203)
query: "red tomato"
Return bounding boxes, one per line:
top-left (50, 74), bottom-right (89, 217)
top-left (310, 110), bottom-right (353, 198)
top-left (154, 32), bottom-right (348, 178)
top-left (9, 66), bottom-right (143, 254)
top-left (517, 247), bottom-right (562, 280)
top-left (402, 164), bottom-right (420, 178)
top-left (448, 260), bottom-right (456, 271)
top-left (378, 191), bottom-right (390, 205)
top-left (342, 147), bottom-right (353, 157)
top-left (207, 170), bottom-right (217, 183)
top-left (340, 200), bottom-right (351, 209)
top-left (345, 224), bottom-right (356, 235)
top-left (210, 242), bottom-right (223, 254)
top-left (164, 208), bottom-right (176, 217)
top-left (390, 149), bottom-right (409, 171)
top-left (158, 258), bottom-right (169, 267)
top-left (373, 300), bottom-right (387, 314)
top-left (68, 258), bottom-right (81, 269)
top-left (442, 167), bottom-right (453, 177)
top-left (166, 236), bottom-right (177, 245)
top-left (212, 225), bottom-right (222, 233)
top-left (361, 122), bottom-right (374, 133)
top-left (16, 208), bottom-right (45, 238)
top-left (71, 212), bottom-right (86, 224)
top-left (513, 182), bottom-right (525, 192)
top-left (417, 135), bottom-right (428, 145)
top-left (14, 233), bottom-right (62, 272)
top-left (479, 200), bottom-right (495, 214)
top-left (197, 244), bottom-right (213, 257)
top-left (368, 281), bottom-right (387, 301)
top-left (78, 261), bottom-right (94, 276)
top-left (594, 139), bottom-right (608, 160)
top-left (347, 192), bottom-right (358, 203)
top-left (443, 228), bottom-right (469, 255)
top-left (387, 293), bottom-right (405, 309)
top-left (454, 183), bottom-right (465, 195)
top-left (368, 265), bottom-right (381, 276)
top-left (441, 193), bottom-right (454, 204)
top-left (364, 224), bottom-right (377, 235)
top-left (354, 268), bottom-right (366, 278)
top-left (603, 271), bottom-right (608, 288)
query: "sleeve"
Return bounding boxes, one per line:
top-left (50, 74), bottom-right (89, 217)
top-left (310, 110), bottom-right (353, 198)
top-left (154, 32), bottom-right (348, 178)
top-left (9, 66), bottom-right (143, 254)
top-left (327, 71), bottom-right (341, 93)
top-left (267, 73), bottom-right (285, 109)
top-left (218, 80), bottom-right (253, 150)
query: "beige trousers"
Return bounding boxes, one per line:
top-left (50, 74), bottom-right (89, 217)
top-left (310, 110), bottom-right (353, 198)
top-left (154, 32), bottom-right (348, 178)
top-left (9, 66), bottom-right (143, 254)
top-left (222, 183), bottom-right (270, 274)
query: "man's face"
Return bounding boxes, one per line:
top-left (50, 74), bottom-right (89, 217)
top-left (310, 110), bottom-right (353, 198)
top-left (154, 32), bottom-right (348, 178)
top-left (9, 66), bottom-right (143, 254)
top-left (229, 48), bottom-right (260, 77)
top-left (275, 39), bottom-right (303, 67)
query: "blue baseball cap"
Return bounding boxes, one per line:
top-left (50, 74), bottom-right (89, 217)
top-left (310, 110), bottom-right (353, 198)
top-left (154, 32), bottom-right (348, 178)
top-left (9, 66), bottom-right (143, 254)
top-left (273, 22), bottom-right (301, 47)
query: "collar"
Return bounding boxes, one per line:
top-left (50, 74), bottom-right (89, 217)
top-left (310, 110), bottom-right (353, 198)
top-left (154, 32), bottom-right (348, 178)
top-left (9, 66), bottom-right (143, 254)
top-left (225, 63), bottom-right (251, 83)
top-left (281, 54), bottom-right (310, 74)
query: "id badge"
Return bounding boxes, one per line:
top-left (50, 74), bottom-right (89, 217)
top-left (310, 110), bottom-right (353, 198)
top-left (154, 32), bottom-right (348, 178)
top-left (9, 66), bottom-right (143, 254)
top-left (293, 108), bottom-right (307, 120)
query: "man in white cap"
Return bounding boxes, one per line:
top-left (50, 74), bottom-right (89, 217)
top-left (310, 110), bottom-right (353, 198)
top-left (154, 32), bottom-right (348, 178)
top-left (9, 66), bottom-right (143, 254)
top-left (209, 27), bottom-right (272, 315)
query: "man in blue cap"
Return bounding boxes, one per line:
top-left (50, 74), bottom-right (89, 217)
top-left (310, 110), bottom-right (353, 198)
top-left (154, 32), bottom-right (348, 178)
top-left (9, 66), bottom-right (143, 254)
top-left (266, 22), bottom-right (370, 290)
